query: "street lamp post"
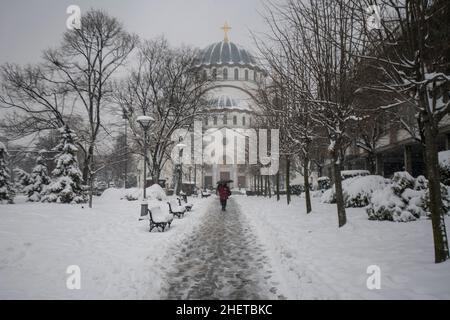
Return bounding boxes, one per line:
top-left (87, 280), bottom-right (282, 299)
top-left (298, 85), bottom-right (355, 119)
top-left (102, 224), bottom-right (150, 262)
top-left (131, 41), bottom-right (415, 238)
top-left (136, 115), bottom-right (154, 200)
top-left (175, 142), bottom-right (186, 196)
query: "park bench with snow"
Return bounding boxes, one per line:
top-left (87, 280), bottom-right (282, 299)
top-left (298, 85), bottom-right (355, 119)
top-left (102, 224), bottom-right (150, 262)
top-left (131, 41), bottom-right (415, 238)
top-left (177, 197), bottom-right (193, 211)
top-left (140, 206), bottom-right (173, 232)
top-left (167, 200), bottom-right (186, 218)
top-left (201, 190), bottom-right (211, 198)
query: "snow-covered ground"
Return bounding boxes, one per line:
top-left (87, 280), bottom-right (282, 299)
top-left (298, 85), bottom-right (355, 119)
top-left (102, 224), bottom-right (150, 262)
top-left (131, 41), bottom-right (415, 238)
top-left (0, 194), bottom-right (212, 299)
top-left (237, 195), bottom-right (450, 299)
top-left (1, 193), bottom-right (450, 300)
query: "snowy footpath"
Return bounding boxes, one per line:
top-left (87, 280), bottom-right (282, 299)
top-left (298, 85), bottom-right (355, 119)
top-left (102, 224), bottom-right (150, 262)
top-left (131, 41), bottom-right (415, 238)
top-left (236, 195), bottom-right (450, 299)
top-left (0, 195), bottom-right (213, 299)
top-left (161, 198), bottom-right (285, 299)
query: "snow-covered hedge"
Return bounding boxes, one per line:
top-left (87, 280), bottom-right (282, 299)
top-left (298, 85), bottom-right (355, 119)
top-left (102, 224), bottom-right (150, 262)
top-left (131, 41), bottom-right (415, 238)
top-left (439, 150), bottom-right (450, 186)
top-left (320, 175), bottom-right (389, 207)
top-left (100, 184), bottom-right (167, 201)
top-left (366, 172), bottom-right (449, 222)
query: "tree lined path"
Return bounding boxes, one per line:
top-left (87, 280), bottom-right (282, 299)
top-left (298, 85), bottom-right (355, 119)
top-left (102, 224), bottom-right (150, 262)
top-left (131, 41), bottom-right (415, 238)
top-left (163, 198), bottom-right (284, 300)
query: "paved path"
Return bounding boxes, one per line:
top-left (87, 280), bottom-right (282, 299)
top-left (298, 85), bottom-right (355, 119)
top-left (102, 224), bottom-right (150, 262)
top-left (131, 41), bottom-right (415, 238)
top-left (162, 198), bottom-right (283, 300)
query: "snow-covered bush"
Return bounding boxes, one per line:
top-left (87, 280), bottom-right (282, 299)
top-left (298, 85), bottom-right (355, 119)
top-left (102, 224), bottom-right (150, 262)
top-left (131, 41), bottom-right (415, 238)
top-left (343, 175), bottom-right (390, 207)
top-left (320, 187), bottom-right (336, 204)
top-left (321, 175), bottom-right (389, 207)
top-left (317, 176), bottom-right (331, 190)
top-left (0, 142), bottom-right (14, 203)
top-left (367, 172), bottom-right (435, 222)
top-left (41, 126), bottom-right (87, 204)
top-left (341, 170), bottom-right (369, 180)
top-left (13, 168), bottom-right (32, 193)
top-left (439, 150), bottom-right (450, 186)
top-left (25, 150), bottom-right (50, 202)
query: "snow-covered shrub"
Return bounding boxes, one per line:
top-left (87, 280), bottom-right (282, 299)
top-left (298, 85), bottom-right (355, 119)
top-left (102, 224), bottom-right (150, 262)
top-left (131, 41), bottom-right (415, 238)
top-left (321, 175), bottom-right (389, 207)
top-left (0, 142), bottom-right (15, 203)
top-left (422, 183), bottom-right (450, 217)
top-left (343, 175), bottom-right (390, 207)
top-left (25, 150), bottom-right (50, 202)
top-left (124, 188), bottom-right (140, 201)
top-left (320, 187), bottom-right (336, 204)
top-left (439, 150), bottom-right (450, 186)
top-left (341, 170), bottom-right (370, 180)
top-left (13, 168), bottom-right (32, 193)
top-left (317, 176), bottom-right (331, 190)
top-left (41, 126), bottom-right (87, 204)
top-left (366, 172), bottom-right (443, 222)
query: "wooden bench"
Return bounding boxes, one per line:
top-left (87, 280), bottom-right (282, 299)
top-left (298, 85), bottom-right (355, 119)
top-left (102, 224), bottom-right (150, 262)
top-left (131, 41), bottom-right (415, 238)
top-left (140, 206), bottom-right (173, 232)
top-left (177, 197), bottom-right (193, 211)
top-left (167, 200), bottom-right (186, 218)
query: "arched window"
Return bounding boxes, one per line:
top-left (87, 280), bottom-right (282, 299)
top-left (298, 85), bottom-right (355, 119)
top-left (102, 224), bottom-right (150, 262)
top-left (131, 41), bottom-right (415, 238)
top-left (223, 68), bottom-right (228, 80)
top-left (213, 116), bottom-right (217, 125)
top-left (245, 69), bottom-right (249, 81)
top-left (234, 68), bottom-right (239, 80)
top-left (212, 68), bottom-right (217, 80)
top-left (242, 116), bottom-right (246, 126)
top-left (253, 71), bottom-right (257, 81)
top-left (202, 70), bottom-right (207, 81)
top-left (233, 115), bottom-right (237, 125)
top-left (223, 114), bottom-right (227, 125)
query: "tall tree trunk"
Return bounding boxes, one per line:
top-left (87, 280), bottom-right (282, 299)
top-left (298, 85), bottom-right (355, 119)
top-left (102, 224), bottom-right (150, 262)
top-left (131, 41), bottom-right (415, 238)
top-left (304, 157), bottom-right (312, 213)
top-left (332, 156), bottom-right (346, 227)
top-left (286, 157), bottom-right (291, 205)
top-left (87, 144), bottom-right (94, 208)
top-left (264, 175), bottom-right (268, 197)
top-left (424, 123), bottom-right (450, 263)
top-left (276, 171), bottom-right (280, 201)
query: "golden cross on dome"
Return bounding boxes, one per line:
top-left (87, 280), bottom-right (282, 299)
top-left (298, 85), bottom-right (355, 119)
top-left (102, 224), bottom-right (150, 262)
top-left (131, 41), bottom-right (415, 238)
top-left (221, 22), bottom-right (232, 42)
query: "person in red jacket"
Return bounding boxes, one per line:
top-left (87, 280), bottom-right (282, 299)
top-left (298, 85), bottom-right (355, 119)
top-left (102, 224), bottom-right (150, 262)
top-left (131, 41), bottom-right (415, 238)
top-left (216, 182), bottom-right (231, 211)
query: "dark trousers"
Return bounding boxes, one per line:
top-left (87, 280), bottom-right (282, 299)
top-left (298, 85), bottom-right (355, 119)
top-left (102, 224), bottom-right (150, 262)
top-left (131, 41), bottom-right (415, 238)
top-left (220, 199), bottom-right (227, 211)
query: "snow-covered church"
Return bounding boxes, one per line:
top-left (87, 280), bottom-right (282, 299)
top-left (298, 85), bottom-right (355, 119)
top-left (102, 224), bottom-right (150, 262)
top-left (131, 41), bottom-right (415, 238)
top-left (194, 23), bottom-right (264, 190)
top-left (153, 23), bottom-right (265, 192)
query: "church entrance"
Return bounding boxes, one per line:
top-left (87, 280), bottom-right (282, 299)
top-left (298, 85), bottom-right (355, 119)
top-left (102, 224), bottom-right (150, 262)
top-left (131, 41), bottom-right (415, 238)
top-left (220, 171), bottom-right (230, 181)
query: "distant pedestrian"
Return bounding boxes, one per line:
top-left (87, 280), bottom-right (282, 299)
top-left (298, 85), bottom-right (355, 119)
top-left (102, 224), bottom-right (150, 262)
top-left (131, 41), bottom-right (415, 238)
top-left (216, 182), bottom-right (231, 211)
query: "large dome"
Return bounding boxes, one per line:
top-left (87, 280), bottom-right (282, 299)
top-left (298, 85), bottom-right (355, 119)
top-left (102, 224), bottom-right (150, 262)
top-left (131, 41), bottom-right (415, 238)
top-left (196, 40), bottom-right (258, 67)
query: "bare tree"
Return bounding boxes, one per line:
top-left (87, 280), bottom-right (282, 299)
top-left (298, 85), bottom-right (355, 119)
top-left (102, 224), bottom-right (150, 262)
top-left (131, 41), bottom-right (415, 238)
top-left (114, 37), bottom-right (209, 186)
top-left (355, 0), bottom-right (450, 262)
top-left (43, 9), bottom-right (138, 207)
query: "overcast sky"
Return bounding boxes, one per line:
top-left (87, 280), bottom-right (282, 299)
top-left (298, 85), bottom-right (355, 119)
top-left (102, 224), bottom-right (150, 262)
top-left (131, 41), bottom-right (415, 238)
top-left (0, 0), bottom-right (268, 65)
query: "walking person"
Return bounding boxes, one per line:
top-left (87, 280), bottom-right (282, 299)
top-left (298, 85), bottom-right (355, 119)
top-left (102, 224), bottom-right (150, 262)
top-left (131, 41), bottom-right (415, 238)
top-left (216, 181), bottom-right (231, 211)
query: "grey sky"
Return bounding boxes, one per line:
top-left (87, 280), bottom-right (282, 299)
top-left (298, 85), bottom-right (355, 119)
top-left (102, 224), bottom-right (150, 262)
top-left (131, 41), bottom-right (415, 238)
top-left (0, 0), bottom-right (268, 65)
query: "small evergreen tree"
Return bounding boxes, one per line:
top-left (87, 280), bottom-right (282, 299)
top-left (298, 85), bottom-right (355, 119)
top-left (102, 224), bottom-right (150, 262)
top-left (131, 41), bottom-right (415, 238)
top-left (13, 168), bottom-right (32, 193)
top-left (41, 126), bottom-right (87, 203)
top-left (25, 150), bottom-right (50, 202)
top-left (0, 142), bottom-right (14, 203)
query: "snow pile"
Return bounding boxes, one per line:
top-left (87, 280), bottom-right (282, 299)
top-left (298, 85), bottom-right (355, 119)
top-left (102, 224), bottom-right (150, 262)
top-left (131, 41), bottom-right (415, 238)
top-left (439, 150), bottom-right (450, 186)
top-left (321, 175), bottom-right (389, 207)
top-left (100, 184), bottom-right (166, 202)
top-left (146, 184), bottom-right (166, 201)
top-left (366, 172), bottom-right (429, 222)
